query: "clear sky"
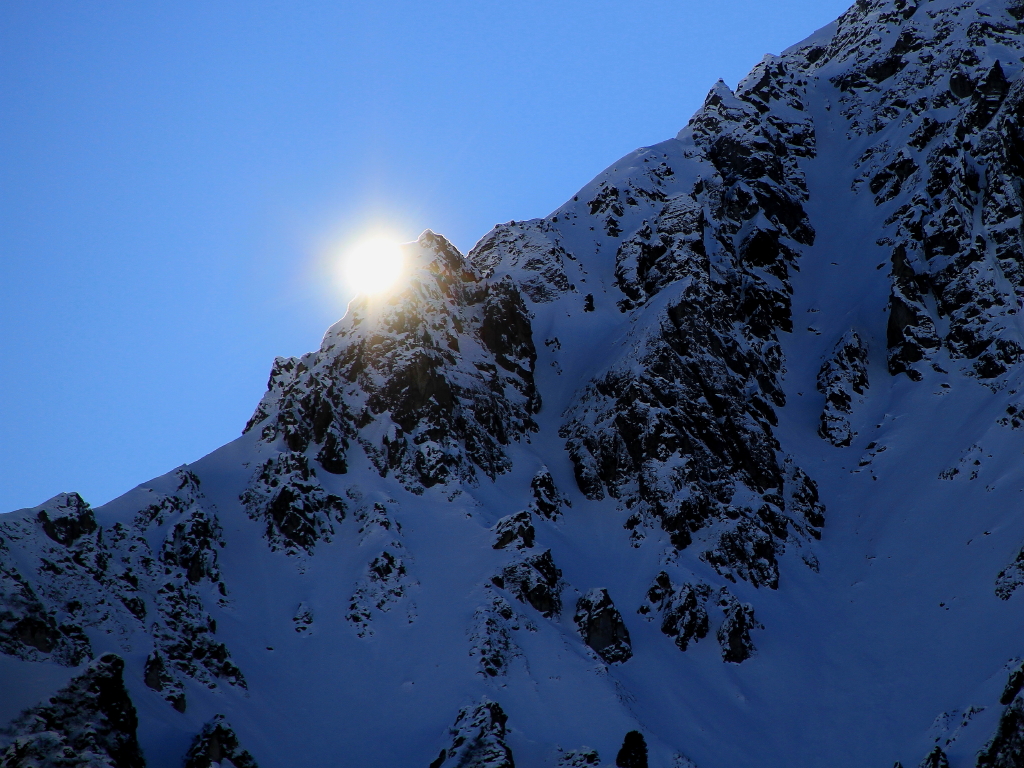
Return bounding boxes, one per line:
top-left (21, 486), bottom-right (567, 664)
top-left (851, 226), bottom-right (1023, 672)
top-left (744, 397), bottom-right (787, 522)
top-left (0, 0), bottom-right (852, 513)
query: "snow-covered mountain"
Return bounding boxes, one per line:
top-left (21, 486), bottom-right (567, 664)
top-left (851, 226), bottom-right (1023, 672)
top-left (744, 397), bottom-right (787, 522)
top-left (6, 1), bottom-right (1024, 765)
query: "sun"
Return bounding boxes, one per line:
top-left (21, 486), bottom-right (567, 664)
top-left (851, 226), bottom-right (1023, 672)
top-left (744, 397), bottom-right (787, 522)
top-left (341, 236), bottom-right (406, 296)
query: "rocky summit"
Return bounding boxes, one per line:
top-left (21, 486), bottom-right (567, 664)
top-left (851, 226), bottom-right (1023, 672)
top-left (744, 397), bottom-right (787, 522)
top-left (7, 1), bottom-right (1024, 765)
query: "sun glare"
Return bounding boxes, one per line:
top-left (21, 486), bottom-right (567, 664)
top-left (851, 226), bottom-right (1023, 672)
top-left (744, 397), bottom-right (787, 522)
top-left (342, 236), bottom-right (406, 296)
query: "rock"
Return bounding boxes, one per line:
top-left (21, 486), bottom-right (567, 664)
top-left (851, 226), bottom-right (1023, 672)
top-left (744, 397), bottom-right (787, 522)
top-left (492, 511), bottom-right (535, 550)
top-left (239, 452), bottom-right (346, 555)
top-left (160, 507), bottom-right (223, 585)
top-left (36, 493), bottom-right (96, 547)
top-left (553, 57), bottom-right (823, 594)
top-left (817, 331), bottom-right (869, 446)
top-left (183, 715), bottom-right (259, 768)
top-left (917, 746), bottom-right (949, 768)
top-left (245, 233), bottom-right (540, 493)
top-left (469, 592), bottom-right (521, 678)
top-left (978, 697), bottom-right (1024, 768)
top-left (995, 545), bottom-right (1024, 600)
top-left (638, 572), bottom-right (710, 652)
top-left (574, 589), bottom-right (632, 664)
top-left (0, 653), bottom-right (145, 768)
top-left (493, 550), bottom-right (562, 618)
top-left (886, 246), bottom-right (941, 381)
top-left (558, 749), bottom-right (600, 767)
top-left (346, 500), bottom-right (411, 637)
top-left (429, 701), bottom-right (514, 768)
top-left (292, 602), bottom-right (314, 635)
top-left (469, 219), bottom-right (575, 304)
top-left (529, 468), bottom-right (570, 520)
top-left (347, 548), bottom-right (411, 637)
top-left (716, 589), bottom-right (761, 663)
top-left (142, 652), bottom-right (185, 713)
top-left (1002, 662), bottom-right (1024, 705)
top-left (615, 731), bottom-right (648, 768)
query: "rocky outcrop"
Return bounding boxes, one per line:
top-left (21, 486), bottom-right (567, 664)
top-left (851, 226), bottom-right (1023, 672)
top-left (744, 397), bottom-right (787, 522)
top-left (638, 572), bottom-right (710, 652)
top-left (429, 701), bottom-right (514, 768)
top-left (574, 589), bottom-right (632, 664)
top-left (558, 749), bottom-right (601, 767)
top-left (0, 654), bottom-right (145, 768)
top-left (0, 474), bottom-right (244, 713)
top-left (183, 715), bottom-right (259, 768)
top-left (470, 219), bottom-right (578, 304)
top-left (556, 65), bottom-right (824, 587)
top-left (1002, 662), bottom-right (1024, 705)
top-left (978, 697), bottom-right (1024, 768)
top-left (917, 746), bottom-right (950, 768)
top-left (346, 498), bottom-right (413, 637)
top-left (239, 452), bottom-right (346, 555)
top-left (826, 1), bottom-right (1024, 380)
top-left (245, 232), bottom-right (540, 493)
top-left (716, 589), bottom-right (761, 663)
top-left (492, 550), bottom-right (562, 618)
top-left (492, 511), bottom-right (535, 550)
top-left (995, 545), bottom-right (1024, 600)
top-left (469, 592), bottom-right (522, 678)
top-left (529, 468), bottom-right (570, 520)
top-left (639, 573), bottom-right (760, 662)
top-left (817, 331), bottom-right (870, 446)
top-left (0, 493), bottom-right (96, 666)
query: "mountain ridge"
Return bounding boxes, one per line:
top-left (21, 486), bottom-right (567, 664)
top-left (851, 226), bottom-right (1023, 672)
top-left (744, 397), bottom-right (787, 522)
top-left (6, 1), bottom-right (1024, 766)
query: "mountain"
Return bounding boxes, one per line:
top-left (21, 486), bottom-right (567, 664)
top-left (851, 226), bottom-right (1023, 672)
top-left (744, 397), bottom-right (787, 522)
top-left (6, 1), bottom-right (1024, 765)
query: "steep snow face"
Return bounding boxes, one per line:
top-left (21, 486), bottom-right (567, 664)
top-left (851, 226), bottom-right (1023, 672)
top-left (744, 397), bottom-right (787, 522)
top-left (8, 1), bottom-right (1024, 767)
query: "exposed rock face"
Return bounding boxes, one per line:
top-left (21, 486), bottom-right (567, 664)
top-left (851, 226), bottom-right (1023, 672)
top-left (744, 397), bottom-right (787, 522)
top-left (638, 573), bottom-right (760, 662)
top-left (245, 232), bottom-right (540, 493)
top-left (817, 331), bottom-right (870, 446)
top-left (978, 697), bottom-right (1024, 768)
top-left (469, 592), bottom-right (522, 677)
top-left (917, 746), bottom-right (950, 768)
top-left (492, 511), bottom-right (535, 550)
top-left (0, 477), bottom-right (243, 713)
top-left (493, 550), bottom-right (562, 618)
top-left (346, 499), bottom-right (412, 637)
top-left (549, 66), bottom-right (825, 587)
top-left (0, 493), bottom-right (95, 665)
top-left (638, 572), bottom-right (711, 652)
top-left (996, 545), bottom-right (1024, 599)
top-left (715, 589), bottom-right (761, 663)
top-left (429, 701), bottom-right (515, 768)
top-left (828, 0), bottom-right (1024, 380)
top-left (558, 749), bottom-right (601, 767)
top-left (183, 715), bottom-right (259, 768)
top-left (1002, 662), bottom-right (1024, 705)
top-left (471, 219), bottom-right (577, 304)
top-left (0, 654), bottom-right (145, 768)
top-left (529, 468), bottom-right (570, 520)
top-left (574, 589), bottom-right (632, 664)
top-left (240, 452), bottom-right (346, 554)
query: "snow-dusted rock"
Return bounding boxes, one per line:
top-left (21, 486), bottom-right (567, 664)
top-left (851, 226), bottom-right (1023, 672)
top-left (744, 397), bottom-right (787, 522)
top-left (574, 588), bottom-right (632, 664)
top-left (183, 715), bottom-right (259, 768)
top-left (429, 701), bottom-right (514, 768)
top-left (817, 330), bottom-right (870, 445)
top-left (0, 654), bottom-right (144, 768)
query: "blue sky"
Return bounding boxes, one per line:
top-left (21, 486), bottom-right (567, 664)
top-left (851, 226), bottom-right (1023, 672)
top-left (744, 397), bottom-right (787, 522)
top-left (0, 0), bottom-right (851, 513)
